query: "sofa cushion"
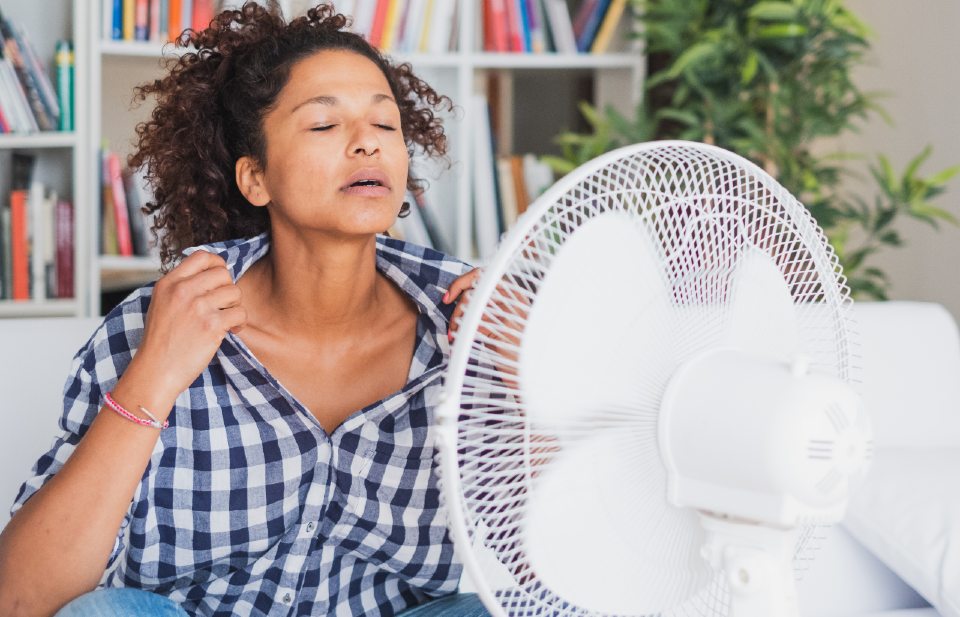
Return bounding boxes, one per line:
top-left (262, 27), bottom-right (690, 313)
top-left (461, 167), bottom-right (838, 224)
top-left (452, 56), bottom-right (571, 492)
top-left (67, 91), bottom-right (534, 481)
top-left (845, 447), bottom-right (960, 617)
top-left (853, 302), bottom-right (960, 448)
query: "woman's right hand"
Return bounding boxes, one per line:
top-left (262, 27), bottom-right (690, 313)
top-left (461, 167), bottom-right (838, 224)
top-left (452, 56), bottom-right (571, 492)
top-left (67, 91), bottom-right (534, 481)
top-left (125, 250), bottom-right (247, 410)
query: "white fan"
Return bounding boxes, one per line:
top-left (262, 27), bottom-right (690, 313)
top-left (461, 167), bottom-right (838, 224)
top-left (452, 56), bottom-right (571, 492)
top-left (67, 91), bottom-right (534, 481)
top-left (435, 141), bottom-right (873, 617)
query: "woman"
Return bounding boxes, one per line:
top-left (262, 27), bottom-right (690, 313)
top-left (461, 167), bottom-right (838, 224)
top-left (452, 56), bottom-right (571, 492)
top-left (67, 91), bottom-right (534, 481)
top-left (0, 4), bottom-right (486, 616)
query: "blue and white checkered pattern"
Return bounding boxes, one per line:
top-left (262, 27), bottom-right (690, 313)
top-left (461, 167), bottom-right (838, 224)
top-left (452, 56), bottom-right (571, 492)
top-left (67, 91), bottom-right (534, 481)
top-left (11, 232), bottom-right (473, 616)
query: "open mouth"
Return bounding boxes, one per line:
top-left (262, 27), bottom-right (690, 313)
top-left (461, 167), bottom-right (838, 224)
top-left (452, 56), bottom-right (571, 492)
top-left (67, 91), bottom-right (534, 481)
top-left (350, 179), bottom-right (384, 187)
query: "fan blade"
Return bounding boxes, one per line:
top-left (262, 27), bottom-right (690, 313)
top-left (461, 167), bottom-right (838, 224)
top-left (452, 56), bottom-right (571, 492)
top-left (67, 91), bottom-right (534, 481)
top-left (524, 429), bottom-right (714, 614)
top-left (519, 212), bottom-right (675, 431)
top-left (723, 247), bottom-right (800, 359)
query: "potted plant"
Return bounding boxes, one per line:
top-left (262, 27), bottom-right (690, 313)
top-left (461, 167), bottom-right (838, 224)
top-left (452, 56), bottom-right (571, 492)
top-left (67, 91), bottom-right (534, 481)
top-left (545, 0), bottom-right (959, 299)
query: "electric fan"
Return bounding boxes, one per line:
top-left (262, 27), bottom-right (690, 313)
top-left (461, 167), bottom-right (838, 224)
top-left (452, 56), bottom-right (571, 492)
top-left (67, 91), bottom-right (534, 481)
top-left (435, 141), bottom-right (873, 617)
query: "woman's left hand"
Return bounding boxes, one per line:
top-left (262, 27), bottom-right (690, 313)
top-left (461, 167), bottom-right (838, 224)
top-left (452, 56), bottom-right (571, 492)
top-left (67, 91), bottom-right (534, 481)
top-left (443, 268), bottom-right (483, 342)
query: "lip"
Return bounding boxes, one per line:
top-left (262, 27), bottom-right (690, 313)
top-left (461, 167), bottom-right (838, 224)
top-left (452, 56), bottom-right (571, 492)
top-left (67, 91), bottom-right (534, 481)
top-left (341, 168), bottom-right (391, 192)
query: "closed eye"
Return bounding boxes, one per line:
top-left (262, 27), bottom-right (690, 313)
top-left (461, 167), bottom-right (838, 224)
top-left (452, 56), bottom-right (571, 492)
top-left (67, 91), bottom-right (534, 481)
top-left (375, 124), bottom-right (397, 131)
top-left (310, 125), bottom-right (335, 132)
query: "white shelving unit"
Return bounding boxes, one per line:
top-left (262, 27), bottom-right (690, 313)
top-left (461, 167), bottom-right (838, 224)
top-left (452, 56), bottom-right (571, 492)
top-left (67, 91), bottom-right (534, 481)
top-left (0, 0), bottom-right (90, 319)
top-left (11, 0), bottom-right (643, 317)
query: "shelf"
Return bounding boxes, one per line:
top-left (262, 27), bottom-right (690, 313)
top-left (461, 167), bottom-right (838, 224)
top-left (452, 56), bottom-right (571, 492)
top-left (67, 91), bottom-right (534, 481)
top-left (99, 255), bottom-right (162, 292)
top-left (96, 40), bottom-right (640, 70)
top-left (0, 132), bottom-right (78, 149)
top-left (98, 39), bottom-right (183, 58)
top-left (0, 299), bottom-right (79, 318)
top-left (468, 52), bottom-right (641, 69)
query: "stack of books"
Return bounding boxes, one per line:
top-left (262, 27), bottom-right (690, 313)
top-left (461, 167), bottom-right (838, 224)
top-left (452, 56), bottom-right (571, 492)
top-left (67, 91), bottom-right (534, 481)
top-left (0, 153), bottom-right (75, 301)
top-left (0, 10), bottom-right (72, 133)
top-left (481, 0), bottom-right (629, 54)
top-left (100, 146), bottom-right (157, 259)
top-left (102, 0), bottom-right (460, 54)
top-left (472, 93), bottom-right (555, 260)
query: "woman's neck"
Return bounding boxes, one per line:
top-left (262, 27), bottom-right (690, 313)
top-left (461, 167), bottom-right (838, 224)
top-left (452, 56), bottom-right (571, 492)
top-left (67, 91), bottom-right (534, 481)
top-left (246, 232), bottom-right (387, 337)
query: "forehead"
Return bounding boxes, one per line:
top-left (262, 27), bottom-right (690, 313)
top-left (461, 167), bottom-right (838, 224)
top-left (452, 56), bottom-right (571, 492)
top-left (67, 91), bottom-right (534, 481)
top-left (282, 50), bottom-right (393, 101)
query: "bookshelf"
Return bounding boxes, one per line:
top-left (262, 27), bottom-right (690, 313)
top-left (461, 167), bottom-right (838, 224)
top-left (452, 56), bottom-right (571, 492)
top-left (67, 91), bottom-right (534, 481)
top-left (0, 0), bottom-right (89, 318)
top-left (74, 1), bottom-right (642, 316)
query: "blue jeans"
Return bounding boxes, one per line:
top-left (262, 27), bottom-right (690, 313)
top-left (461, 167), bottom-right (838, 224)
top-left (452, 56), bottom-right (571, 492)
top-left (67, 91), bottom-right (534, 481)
top-left (54, 588), bottom-right (490, 616)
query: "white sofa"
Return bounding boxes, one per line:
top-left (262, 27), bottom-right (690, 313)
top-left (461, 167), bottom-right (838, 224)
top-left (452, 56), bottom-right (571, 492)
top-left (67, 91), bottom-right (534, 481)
top-left (1, 303), bottom-right (957, 616)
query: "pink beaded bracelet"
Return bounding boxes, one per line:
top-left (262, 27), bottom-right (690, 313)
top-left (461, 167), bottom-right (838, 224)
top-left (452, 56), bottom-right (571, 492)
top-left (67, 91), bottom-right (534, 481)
top-left (103, 392), bottom-right (169, 430)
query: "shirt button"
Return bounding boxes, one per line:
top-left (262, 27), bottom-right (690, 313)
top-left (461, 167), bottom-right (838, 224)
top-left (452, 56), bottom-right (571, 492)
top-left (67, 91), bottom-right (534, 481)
top-left (306, 521), bottom-right (315, 533)
top-left (282, 592), bottom-right (292, 604)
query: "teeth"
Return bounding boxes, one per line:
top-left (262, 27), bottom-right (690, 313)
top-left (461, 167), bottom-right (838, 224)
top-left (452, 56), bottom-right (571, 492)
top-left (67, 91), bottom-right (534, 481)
top-left (353, 179), bottom-right (381, 187)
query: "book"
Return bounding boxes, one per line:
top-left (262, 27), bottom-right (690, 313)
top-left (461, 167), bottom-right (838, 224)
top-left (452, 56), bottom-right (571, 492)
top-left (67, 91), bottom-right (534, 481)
top-left (542, 0), bottom-right (576, 53)
top-left (11, 22), bottom-right (60, 123)
top-left (55, 199), bottom-right (74, 298)
top-left (486, 0), bottom-right (509, 52)
top-left (193, 0), bottom-right (215, 30)
top-left (28, 180), bottom-right (45, 300)
top-left (576, 0), bottom-right (611, 52)
top-left (526, 0), bottom-right (547, 53)
top-left (10, 190), bottom-right (29, 300)
top-left (381, 0), bottom-right (406, 50)
top-left (150, 0), bottom-right (161, 40)
top-left (589, 0), bottom-right (626, 53)
top-left (101, 151), bottom-right (119, 256)
top-left (0, 208), bottom-right (10, 299)
top-left (123, 0), bottom-right (136, 40)
top-left (135, 0), bottom-right (150, 40)
top-left (168, 0), bottom-right (182, 42)
top-left (0, 16), bottom-right (54, 130)
top-left (9, 152), bottom-right (35, 300)
top-left (55, 41), bottom-right (73, 131)
top-left (503, 0), bottom-right (523, 52)
top-left (122, 167), bottom-right (154, 256)
top-left (472, 94), bottom-right (501, 259)
top-left (427, 0), bottom-right (456, 53)
top-left (496, 157), bottom-right (519, 228)
top-left (368, 0), bottom-right (390, 47)
top-left (0, 52), bottom-right (32, 132)
top-left (105, 150), bottom-right (134, 256)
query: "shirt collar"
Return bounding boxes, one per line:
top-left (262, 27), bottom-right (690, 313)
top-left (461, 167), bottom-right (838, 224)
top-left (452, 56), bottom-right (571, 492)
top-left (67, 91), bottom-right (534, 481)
top-left (181, 232), bottom-right (457, 336)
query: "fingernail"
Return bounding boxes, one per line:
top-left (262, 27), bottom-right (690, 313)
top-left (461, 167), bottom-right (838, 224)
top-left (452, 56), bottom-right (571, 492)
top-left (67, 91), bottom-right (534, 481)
top-left (442, 291), bottom-right (450, 303)
top-left (447, 331), bottom-right (454, 343)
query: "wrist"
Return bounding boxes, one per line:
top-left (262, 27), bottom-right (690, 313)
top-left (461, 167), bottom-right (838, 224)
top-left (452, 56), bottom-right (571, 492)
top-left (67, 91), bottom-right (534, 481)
top-left (112, 355), bottom-right (180, 421)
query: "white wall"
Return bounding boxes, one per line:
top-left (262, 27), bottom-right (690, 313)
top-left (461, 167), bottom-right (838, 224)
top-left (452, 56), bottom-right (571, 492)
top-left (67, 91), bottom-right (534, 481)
top-left (840, 0), bottom-right (960, 319)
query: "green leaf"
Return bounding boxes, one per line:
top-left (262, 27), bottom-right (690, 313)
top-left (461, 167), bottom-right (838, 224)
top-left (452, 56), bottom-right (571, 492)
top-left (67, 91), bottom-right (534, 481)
top-left (666, 42), bottom-right (717, 78)
top-left (902, 145), bottom-right (933, 182)
top-left (911, 203), bottom-right (959, 226)
top-left (741, 50), bottom-right (759, 85)
top-left (927, 164), bottom-right (960, 186)
top-left (747, 2), bottom-right (800, 21)
top-left (756, 24), bottom-right (809, 39)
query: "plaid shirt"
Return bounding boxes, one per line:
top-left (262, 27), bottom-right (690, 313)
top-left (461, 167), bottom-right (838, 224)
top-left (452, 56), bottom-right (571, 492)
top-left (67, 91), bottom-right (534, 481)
top-left (12, 232), bottom-right (472, 616)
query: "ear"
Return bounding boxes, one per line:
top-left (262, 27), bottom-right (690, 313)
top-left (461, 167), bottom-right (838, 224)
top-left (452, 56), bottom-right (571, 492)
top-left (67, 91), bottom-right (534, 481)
top-left (236, 156), bottom-right (271, 207)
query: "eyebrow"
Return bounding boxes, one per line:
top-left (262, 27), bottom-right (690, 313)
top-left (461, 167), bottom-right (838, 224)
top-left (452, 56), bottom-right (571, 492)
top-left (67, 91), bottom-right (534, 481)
top-left (291, 93), bottom-right (396, 113)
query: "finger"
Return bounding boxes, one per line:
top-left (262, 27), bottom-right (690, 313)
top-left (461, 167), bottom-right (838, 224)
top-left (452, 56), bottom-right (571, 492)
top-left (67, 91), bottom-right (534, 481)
top-left (218, 306), bottom-right (248, 334)
top-left (168, 250), bottom-right (229, 282)
top-left (443, 268), bottom-right (481, 304)
top-left (447, 290), bottom-right (471, 338)
top-left (204, 284), bottom-right (243, 310)
top-left (181, 264), bottom-right (235, 295)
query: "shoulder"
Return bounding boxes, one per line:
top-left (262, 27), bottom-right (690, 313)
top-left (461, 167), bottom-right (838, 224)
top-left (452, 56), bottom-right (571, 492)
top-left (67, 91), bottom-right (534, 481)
top-left (376, 235), bottom-right (473, 290)
top-left (74, 283), bottom-right (156, 378)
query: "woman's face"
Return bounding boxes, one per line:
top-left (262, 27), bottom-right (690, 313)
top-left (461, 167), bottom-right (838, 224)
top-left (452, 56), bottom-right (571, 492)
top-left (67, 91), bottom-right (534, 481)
top-left (243, 49), bottom-right (409, 238)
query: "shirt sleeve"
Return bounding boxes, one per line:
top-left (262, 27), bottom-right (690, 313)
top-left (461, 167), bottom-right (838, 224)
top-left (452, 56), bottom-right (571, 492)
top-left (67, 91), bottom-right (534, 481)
top-left (9, 289), bottom-right (150, 567)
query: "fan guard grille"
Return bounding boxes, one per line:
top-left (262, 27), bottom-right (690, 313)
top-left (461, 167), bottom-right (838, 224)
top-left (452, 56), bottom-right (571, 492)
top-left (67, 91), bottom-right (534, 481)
top-left (443, 142), bottom-right (856, 617)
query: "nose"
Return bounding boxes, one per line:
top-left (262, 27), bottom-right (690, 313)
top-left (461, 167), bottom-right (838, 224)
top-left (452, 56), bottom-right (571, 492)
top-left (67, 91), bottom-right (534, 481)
top-left (349, 124), bottom-right (380, 157)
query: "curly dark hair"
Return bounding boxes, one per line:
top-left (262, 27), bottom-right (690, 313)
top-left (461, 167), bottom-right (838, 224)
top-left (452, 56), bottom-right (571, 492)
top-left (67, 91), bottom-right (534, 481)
top-left (128, 2), bottom-right (454, 271)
